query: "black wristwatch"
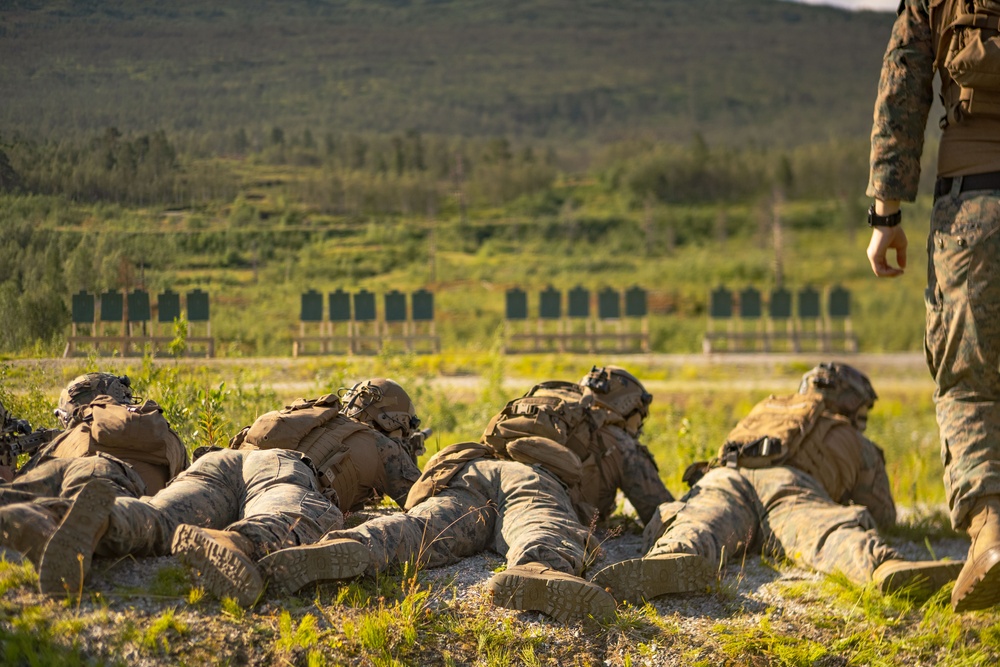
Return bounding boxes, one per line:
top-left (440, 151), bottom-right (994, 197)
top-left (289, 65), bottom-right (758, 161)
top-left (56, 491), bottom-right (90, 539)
top-left (867, 204), bottom-right (902, 228)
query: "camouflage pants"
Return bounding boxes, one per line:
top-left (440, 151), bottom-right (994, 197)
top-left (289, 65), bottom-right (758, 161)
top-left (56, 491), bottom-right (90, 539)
top-left (324, 458), bottom-right (592, 576)
top-left (643, 466), bottom-right (899, 585)
top-left (925, 186), bottom-right (1000, 529)
top-left (0, 454), bottom-right (146, 563)
top-left (0, 453), bottom-right (146, 506)
top-left (99, 449), bottom-right (342, 560)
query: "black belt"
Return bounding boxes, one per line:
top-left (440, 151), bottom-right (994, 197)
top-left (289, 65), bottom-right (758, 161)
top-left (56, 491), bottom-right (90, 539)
top-left (934, 171), bottom-right (1000, 200)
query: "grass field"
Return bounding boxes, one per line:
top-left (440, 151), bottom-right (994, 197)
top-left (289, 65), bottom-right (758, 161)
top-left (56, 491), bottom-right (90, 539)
top-left (3, 352), bottom-right (998, 666)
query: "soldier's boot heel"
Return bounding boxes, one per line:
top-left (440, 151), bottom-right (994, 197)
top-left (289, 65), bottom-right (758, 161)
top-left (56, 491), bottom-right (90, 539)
top-left (590, 554), bottom-right (716, 605)
top-left (487, 562), bottom-right (617, 624)
top-left (953, 496), bottom-right (1000, 612)
top-left (257, 538), bottom-right (371, 594)
top-left (872, 558), bottom-right (964, 597)
top-left (171, 525), bottom-right (263, 607)
top-left (38, 480), bottom-right (114, 597)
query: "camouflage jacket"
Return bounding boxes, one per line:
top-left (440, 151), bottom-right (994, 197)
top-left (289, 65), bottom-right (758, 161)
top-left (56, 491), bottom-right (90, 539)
top-left (587, 422), bottom-right (673, 526)
top-left (867, 0), bottom-right (936, 202)
top-left (785, 413), bottom-right (897, 529)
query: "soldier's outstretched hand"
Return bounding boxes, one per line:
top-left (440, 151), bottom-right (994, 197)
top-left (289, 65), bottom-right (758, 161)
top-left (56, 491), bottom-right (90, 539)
top-left (867, 226), bottom-right (907, 277)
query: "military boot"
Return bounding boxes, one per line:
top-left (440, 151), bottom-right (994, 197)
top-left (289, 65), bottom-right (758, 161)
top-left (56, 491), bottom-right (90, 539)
top-left (0, 503), bottom-right (62, 566)
top-left (590, 554), bottom-right (716, 605)
top-left (38, 480), bottom-right (114, 597)
top-left (171, 525), bottom-right (263, 607)
top-left (952, 496), bottom-right (1000, 612)
top-left (257, 537), bottom-right (371, 594)
top-left (487, 562), bottom-right (617, 623)
top-left (872, 558), bottom-right (963, 597)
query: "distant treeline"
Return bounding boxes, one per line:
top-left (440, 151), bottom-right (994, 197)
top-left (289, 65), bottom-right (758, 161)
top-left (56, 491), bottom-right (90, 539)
top-left (2, 126), bottom-right (927, 214)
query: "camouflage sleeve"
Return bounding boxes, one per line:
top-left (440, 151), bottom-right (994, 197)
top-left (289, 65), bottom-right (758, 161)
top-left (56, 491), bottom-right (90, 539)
top-left (373, 431), bottom-right (422, 507)
top-left (615, 428), bottom-right (674, 525)
top-left (848, 437), bottom-right (897, 529)
top-left (866, 0), bottom-right (936, 201)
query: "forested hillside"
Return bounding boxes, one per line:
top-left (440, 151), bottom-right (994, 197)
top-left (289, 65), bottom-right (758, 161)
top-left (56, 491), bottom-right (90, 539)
top-left (0, 0), bottom-right (936, 357)
top-left (1, 0), bottom-right (895, 147)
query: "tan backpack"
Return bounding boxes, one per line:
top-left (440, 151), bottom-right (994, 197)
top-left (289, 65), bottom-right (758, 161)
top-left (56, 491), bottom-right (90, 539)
top-left (481, 381), bottom-right (596, 463)
top-left (931, 0), bottom-right (1000, 123)
top-left (717, 393), bottom-right (826, 469)
top-left (42, 396), bottom-right (188, 489)
top-left (234, 394), bottom-right (344, 450)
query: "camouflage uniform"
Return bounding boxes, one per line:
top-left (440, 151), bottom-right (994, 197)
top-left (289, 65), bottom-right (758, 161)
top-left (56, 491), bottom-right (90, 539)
top-left (0, 374), bottom-right (184, 564)
top-left (589, 416), bottom-right (671, 525)
top-left (261, 370), bottom-right (708, 622)
top-left (96, 403), bottom-right (420, 560)
top-left (592, 376), bottom-right (959, 604)
top-left (869, 0), bottom-right (1000, 611)
top-left (97, 448), bottom-right (339, 559)
top-left (870, 0), bottom-right (1000, 533)
top-left (643, 414), bottom-right (899, 585)
top-left (0, 454), bottom-right (146, 564)
top-left (320, 456), bottom-right (590, 576)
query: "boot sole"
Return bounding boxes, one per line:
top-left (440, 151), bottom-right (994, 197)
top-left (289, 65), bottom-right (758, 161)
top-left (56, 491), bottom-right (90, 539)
top-left (953, 548), bottom-right (1000, 612)
top-left (591, 554), bottom-right (716, 605)
top-left (875, 561), bottom-right (964, 597)
top-left (172, 524), bottom-right (263, 607)
top-left (257, 539), bottom-right (371, 594)
top-left (488, 569), bottom-right (617, 623)
top-left (38, 480), bottom-right (114, 597)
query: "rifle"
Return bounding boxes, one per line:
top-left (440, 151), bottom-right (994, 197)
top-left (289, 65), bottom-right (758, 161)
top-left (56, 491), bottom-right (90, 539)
top-left (0, 413), bottom-right (60, 470)
top-left (408, 427), bottom-right (433, 459)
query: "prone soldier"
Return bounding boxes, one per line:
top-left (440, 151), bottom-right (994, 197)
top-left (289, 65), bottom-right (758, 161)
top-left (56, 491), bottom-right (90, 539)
top-left (258, 366), bottom-right (713, 623)
top-left (592, 363), bottom-right (963, 604)
top-left (0, 373), bottom-right (188, 566)
top-left (38, 378), bottom-right (423, 606)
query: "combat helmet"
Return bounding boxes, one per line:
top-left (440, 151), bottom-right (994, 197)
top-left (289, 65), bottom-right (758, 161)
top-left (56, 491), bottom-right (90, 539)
top-left (798, 362), bottom-right (877, 431)
top-left (57, 372), bottom-right (134, 428)
top-left (340, 378), bottom-right (420, 440)
top-left (580, 365), bottom-right (652, 436)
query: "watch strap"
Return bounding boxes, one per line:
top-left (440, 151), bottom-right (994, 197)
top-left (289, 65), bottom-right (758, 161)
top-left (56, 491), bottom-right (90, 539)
top-left (867, 204), bottom-right (901, 228)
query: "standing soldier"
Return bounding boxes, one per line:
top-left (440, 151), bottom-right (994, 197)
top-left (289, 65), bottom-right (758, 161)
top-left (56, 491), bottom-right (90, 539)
top-left (593, 363), bottom-right (963, 604)
top-left (866, 0), bottom-right (1000, 611)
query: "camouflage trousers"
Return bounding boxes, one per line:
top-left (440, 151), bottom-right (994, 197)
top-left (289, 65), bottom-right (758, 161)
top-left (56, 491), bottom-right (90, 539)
top-left (324, 458), bottom-right (592, 576)
top-left (642, 466), bottom-right (900, 585)
top-left (0, 454), bottom-right (147, 564)
top-left (0, 453), bottom-right (146, 506)
top-left (925, 186), bottom-right (1000, 530)
top-left (99, 449), bottom-right (341, 561)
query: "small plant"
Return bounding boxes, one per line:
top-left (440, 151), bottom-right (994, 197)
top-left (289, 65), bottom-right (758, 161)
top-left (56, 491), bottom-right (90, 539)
top-left (276, 610), bottom-right (320, 653)
top-left (0, 557), bottom-right (38, 595)
top-left (186, 586), bottom-right (206, 605)
top-left (140, 608), bottom-right (188, 654)
top-left (168, 315), bottom-right (189, 358)
top-left (195, 382), bottom-right (231, 449)
top-left (220, 596), bottom-right (246, 619)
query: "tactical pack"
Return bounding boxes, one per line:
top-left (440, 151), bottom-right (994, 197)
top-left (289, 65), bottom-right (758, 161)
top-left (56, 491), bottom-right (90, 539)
top-left (717, 393), bottom-right (826, 469)
top-left (41, 396), bottom-right (188, 488)
top-left (931, 0), bottom-right (1000, 123)
top-left (233, 394), bottom-right (383, 510)
top-left (481, 381), bottom-right (596, 464)
top-left (404, 441), bottom-right (493, 510)
top-left (235, 394), bottom-right (344, 450)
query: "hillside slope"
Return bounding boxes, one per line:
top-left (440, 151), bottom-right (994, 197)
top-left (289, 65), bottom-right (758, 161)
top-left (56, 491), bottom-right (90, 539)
top-left (1, 0), bottom-right (895, 145)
